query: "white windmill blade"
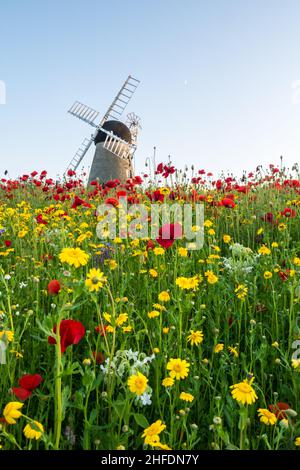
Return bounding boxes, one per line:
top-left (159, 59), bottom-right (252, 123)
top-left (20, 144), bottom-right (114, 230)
top-left (65, 136), bottom-right (94, 172)
top-left (100, 75), bottom-right (140, 125)
top-left (103, 132), bottom-right (130, 160)
top-left (68, 101), bottom-right (99, 127)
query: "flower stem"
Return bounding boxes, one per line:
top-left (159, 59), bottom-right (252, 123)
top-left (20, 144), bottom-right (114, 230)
top-left (54, 317), bottom-right (63, 450)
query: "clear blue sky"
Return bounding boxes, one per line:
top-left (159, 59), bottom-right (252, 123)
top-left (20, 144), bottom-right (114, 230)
top-left (1, 0), bottom-right (300, 179)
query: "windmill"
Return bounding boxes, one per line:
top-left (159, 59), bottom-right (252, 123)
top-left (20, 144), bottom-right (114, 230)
top-left (66, 75), bottom-right (140, 184)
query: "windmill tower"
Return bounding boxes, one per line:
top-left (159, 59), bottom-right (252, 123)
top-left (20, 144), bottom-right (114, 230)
top-left (66, 75), bottom-right (140, 184)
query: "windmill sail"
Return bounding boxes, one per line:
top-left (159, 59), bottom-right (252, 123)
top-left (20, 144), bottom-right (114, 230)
top-left (66, 137), bottom-right (94, 172)
top-left (103, 132), bottom-right (130, 159)
top-left (68, 101), bottom-right (99, 127)
top-left (101, 75), bottom-right (140, 124)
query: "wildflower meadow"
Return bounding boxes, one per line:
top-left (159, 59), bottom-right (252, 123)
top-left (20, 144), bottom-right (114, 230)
top-left (0, 163), bottom-right (300, 451)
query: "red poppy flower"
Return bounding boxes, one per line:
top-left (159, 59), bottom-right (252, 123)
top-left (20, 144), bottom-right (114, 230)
top-left (105, 179), bottom-right (120, 189)
top-left (4, 240), bottom-right (11, 247)
top-left (281, 207), bottom-right (296, 218)
top-left (146, 240), bottom-right (155, 251)
top-left (71, 195), bottom-right (91, 209)
top-left (48, 319), bottom-right (85, 353)
top-left (12, 373), bottom-right (43, 401)
top-left (47, 280), bottom-right (61, 295)
top-left (156, 163), bottom-right (164, 174)
top-left (149, 190), bottom-right (164, 203)
top-left (278, 270), bottom-right (289, 282)
top-left (95, 325), bottom-right (107, 336)
top-left (116, 190), bottom-right (127, 198)
top-left (104, 197), bottom-right (119, 207)
top-left (162, 165), bottom-right (176, 178)
top-left (133, 175), bottom-right (143, 185)
top-left (262, 212), bottom-right (274, 224)
top-left (36, 214), bottom-right (48, 225)
top-left (19, 373), bottom-right (43, 390)
top-left (269, 402), bottom-right (290, 419)
top-left (12, 387), bottom-right (32, 401)
top-left (41, 254), bottom-right (53, 263)
top-left (236, 185), bottom-right (248, 194)
top-left (156, 222), bottom-right (183, 249)
top-left (221, 197), bottom-right (235, 208)
top-left (127, 195), bottom-right (140, 204)
top-left (191, 177), bottom-right (201, 184)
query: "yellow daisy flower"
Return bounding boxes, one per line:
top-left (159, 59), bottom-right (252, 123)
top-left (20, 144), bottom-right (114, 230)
top-left (230, 377), bottom-right (258, 405)
top-left (3, 402), bottom-right (23, 424)
top-left (127, 372), bottom-right (148, 396)
top-left (167, 358), bottom-right (190, 380)
top-left (257, 409), bottom-right (277, 425)
top-left (214, 343), bottom-right (224, 354)
top-left (179, 392), bottom-right (194, 402)
top-left (162, 377), bottom-right (174, 387)
top-left (187, 330), bottom-right (203, 346)
top-left (85, 268), bottom-right (107, 292)
top-left (59, 247), bottom-right (89, 268)
top-left (142, 420), bottom-right (166, 445)
top-left (23, 420), bottom-right (44, 440)
top-left (158, 291), bottom-right (170, 302)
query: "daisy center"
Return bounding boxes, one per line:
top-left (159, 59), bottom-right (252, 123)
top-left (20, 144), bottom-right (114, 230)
top-left (135, 379), bottom-right (145, 388)
top-left (239, 383), bottom-right (251, 393)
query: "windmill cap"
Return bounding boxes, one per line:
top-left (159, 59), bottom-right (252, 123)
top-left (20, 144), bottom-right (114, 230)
top-left (94, 120), bottom-right (132, 145)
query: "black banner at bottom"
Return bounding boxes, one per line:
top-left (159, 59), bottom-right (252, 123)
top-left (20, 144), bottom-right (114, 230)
top-left (0, 450), bottom-right (297, 466)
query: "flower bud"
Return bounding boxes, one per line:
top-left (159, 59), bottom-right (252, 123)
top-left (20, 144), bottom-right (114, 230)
top-left (213, 416), bottom-right (222, 425)
top-left (285, 408), bottom-right (298, 418)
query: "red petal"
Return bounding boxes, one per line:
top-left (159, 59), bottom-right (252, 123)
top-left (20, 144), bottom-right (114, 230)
top-left (12, 387), bottom-right (32, 401)
top-left (156, 238), bottom-right (175, 249)
top-left (48, 320), bottom-right (85, 353)
top-left (156, 223), bottom-right (182, 249)
top-left (19, 374), bottom-right (43, 391)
